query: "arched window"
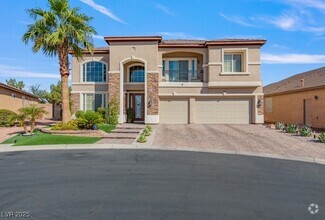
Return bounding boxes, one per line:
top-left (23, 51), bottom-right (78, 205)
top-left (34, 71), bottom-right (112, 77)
top-left (82, 61), bottom-right (107, 82)
top-left (129, 66), bottom-right (144, 82)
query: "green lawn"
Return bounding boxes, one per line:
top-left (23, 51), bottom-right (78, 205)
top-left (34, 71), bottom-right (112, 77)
top-left (1, 130), bottom-right (101, 146)
top-left (97, 124), bottom-right (116, 133)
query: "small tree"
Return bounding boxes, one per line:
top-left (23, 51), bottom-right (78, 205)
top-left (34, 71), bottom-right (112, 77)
top-left (29, 84), bottom-right (49, 103)
top-left (16, 113), bottom-right (28, 134)
top-left (19, 105), bottom-right (48, 133)
top-left (6, 78), bottom-right (25, 90)
top-left (107, 97), bottom-right (119, 125)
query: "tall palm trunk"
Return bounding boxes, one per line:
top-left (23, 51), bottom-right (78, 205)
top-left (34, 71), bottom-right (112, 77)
top-left (59, 42), bottom-right (71, 123)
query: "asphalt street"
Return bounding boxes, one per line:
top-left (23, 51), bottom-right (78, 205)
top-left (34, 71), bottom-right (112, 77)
top-left (0, 149), bottom-right (324, 220)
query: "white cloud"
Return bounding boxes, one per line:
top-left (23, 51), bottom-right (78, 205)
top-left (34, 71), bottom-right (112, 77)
top-left (155, 3), bottom-right (175, 16)
top-left (158, 32), bottom-right (206, 40)
top-left (79, 0), bottom-right (127, 24)
top-left (261, 53), bottom-right (325, 64)
top-left (219, 13), bottom-right (256, 27)
top-left (0, 64), bottom-right (59, 79)
top-left (92, 34), bottom-right (104, 40)
top-left (283, 0), bottom-right (325, 10)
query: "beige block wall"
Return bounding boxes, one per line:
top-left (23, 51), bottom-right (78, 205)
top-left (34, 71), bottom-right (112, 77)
top-left (264, 88), bottom-right (325, 128)
top-left (0, 88), bottom-right (38, 113)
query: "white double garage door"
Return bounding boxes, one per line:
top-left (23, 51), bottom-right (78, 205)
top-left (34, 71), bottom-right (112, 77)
top-left (160, 98), bottom-right (252, 124)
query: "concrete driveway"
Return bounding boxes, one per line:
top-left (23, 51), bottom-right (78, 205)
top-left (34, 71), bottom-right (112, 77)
top-left (153, 124), bottom-right (325, 159)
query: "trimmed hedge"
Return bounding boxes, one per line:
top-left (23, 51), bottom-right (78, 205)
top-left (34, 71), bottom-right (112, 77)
top-left (0, 109), bottom-right (17, 127)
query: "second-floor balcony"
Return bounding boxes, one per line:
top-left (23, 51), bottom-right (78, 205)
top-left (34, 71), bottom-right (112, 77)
top-left (163, 70), bottom-right (203, 82)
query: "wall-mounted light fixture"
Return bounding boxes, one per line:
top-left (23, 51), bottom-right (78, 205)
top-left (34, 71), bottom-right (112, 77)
top-left (148, 99), bottom-right (154, 107)
top-left (257, 97), bottom-right (264, 108)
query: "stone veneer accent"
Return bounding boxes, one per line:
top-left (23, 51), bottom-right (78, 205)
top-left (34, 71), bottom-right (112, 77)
top-left (71, 94), bottom-right (80, 114)
top-left (108, 73), bottom-right (120, 102)
top-left (147, 72), bottom-right (159, 115)
top-left (257, 95), bottom-right (264, 115)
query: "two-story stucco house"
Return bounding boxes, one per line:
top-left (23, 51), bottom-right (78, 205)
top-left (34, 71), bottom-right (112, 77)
top-left (70, 36), bottom-right (266, 124)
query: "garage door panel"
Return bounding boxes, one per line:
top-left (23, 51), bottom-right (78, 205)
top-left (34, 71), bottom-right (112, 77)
top-left (195, 99), bottom-right (251, 124)
top-left (160, 99), bottom-right (188, 124)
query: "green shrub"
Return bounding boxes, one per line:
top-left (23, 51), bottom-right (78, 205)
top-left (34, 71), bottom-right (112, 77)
top-left (0, 109), bottom-right (17, 127)
top-left (52, 120), bottom-right (79, 130)
top-left (285, 124), bottom-right (298, 133)
top-left (143, 127), bottom-right (151, 136)
top-left (77, 110), bottom-right (104, 129)
top-left (275, 122), bottom-right (285, 130)
top-left (146, 125), bottom-right (153, 132)
top-left (318, 132), bottom-right (325, 143)
top-left (299, 126), bottom-right (313, 137)
top-left (97, 107), bottom-right (107, 120)
top-left (75, 110), bottom-right (84, 119)
top-left (127, 108), bottom-right (134, 123)
top-left (107, 97), bottom-right (119, 125)
top-left (138, 134), bottom-right (147, 143)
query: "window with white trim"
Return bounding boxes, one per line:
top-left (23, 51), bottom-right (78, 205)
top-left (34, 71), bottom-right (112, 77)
top-left (129, 65), bottom-right (145, 83)
top-left (83, 93), bottom-right (107, 111)
top-left (224, 53), bottom-right (243, 72)
top-left (82, 61), bottom-right (107, 82)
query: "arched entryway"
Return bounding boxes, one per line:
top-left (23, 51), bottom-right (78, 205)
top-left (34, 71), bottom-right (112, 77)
top-left (120, 58), bottom-right (147, 123)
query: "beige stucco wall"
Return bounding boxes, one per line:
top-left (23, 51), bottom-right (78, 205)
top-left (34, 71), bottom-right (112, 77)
top-left (71, 54), bottom-right (109, 83)
top-left (109, 41), bottom-right (159, 71)
top-left (0, 87), bottom-right (38, 113)
top-left (264, 88), bottom-right (325, 128)
top-left (71, 84), bottom-right (108, 93)
top-left (207, 45), bottom-right (261, 83)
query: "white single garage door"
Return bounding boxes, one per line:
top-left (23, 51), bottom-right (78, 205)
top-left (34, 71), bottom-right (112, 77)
top-left (160, 98), bottom-right (188, 124)
top-left (195, 99), bottom-right (251, 124)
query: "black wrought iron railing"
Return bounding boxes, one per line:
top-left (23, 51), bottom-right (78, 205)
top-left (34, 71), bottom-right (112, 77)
top-left (163, 70), bottom-right (203, 82)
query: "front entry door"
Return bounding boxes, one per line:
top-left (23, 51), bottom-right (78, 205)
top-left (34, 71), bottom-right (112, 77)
top-left (133, 94), bottom-right (144, 121)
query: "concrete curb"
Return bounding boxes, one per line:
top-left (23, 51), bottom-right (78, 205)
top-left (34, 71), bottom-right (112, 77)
top-left (0, 143), bottom-right (324, 165)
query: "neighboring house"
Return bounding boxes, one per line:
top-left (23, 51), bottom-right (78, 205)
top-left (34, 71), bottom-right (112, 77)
top-left (0, 82), bottom-right (39, 112)
top-left (264, 67), bottom-right (325, 129)
top-left (70, 36), bottom-right (266, 124)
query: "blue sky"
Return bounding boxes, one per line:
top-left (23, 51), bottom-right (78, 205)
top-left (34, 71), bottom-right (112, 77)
top-left (0, 0), bottom-right (325, 91)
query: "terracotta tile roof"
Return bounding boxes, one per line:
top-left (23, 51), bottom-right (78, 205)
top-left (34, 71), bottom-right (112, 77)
top-left (264, 67), bottom-right (325, 95)
top-left (0, 82), bottom-right (39, 99)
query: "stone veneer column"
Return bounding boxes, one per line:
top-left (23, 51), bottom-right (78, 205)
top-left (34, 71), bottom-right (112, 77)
top-left (71, 93), bottom-right (80, 114)
top-left (108, 73), bottom-right (120, 102)
top-left (146, 72), bottom-right (159, 123)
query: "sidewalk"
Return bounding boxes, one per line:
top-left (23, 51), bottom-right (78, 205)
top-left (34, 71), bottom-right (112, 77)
top-left (1, 143), bottom-right (324, 165)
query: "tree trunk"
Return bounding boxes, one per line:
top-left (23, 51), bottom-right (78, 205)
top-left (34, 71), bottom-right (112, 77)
top-left (30, 119), bottom-right (35, 134)
top-left (59, 42), bottom-right (71, 123)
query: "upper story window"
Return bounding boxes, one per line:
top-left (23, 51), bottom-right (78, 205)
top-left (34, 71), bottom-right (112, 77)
top-left (82, 61), bottom-right (107, 82)
top-left (129, 66), bottom-right (145, 83)
top-left (162, 59), bottom-right (200, 82)
top-left (224, 53), bottom-right (243, 72)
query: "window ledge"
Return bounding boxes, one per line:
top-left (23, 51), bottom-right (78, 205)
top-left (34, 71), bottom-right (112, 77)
top-left (124, 82), bottom-right (145, 85)
top-left (220, 72), bottom-right (250, 76)
top-left (159, 82), bottom-right (205, 88)
top-left (72, 82), bottom-right (108, 85)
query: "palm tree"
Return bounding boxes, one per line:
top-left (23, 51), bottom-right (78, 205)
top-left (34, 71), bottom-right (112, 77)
top-left (16, 113), bottom-right (28, 134)
top-left (19, 105), bottom-right (48, 133)
top-left (22, 0), bottom-right (96, 122)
